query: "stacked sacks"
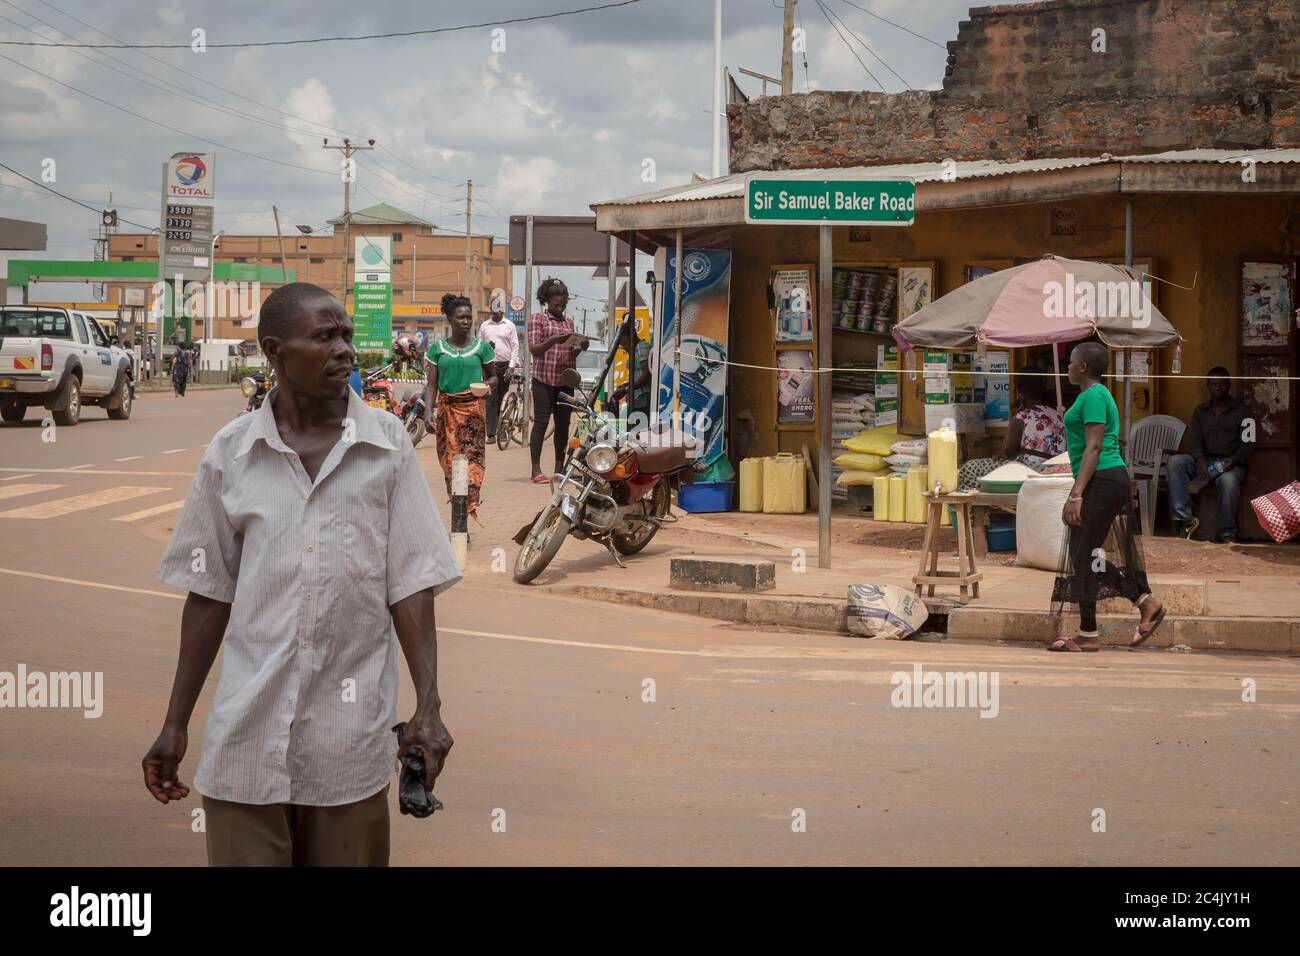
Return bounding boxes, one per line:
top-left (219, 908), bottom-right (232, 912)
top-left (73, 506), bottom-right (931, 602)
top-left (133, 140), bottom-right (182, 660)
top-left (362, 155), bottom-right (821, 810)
top-left (830, 391), bottom-right (879, 498)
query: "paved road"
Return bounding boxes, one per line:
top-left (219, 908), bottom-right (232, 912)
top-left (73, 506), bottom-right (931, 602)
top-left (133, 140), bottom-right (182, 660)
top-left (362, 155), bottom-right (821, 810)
top-left (1, 390), bottom-right (1298, 865)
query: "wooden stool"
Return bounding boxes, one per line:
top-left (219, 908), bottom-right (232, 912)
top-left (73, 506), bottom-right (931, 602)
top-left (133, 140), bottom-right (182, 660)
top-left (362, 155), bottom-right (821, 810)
top-left (914, 492), bottom-right (982, 601)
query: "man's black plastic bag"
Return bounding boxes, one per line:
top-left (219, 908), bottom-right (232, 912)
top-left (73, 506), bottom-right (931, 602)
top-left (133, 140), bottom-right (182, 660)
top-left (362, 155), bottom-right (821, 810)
top-left (392, 721), bottom-right (444, 818)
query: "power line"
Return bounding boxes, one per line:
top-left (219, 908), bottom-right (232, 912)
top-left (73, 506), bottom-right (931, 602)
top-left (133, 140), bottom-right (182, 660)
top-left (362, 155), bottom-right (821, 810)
top-left (823, 1), bottom-right (910, 90)
top-left (0, 49), bottom-right (340, 178)
top-left (0, 1), bottom-right (645, 48)
top-left (812, 0), bottom-right (886, 92)
top-left (838, 0), bottom-right (947, 50)
top-left (0, 160), bottom-right (153, 230)
top-left (19, 0), bottom-right (501, 202)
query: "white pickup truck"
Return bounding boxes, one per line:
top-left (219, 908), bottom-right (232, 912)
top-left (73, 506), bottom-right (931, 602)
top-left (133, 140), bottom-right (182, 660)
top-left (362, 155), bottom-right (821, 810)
top-left (0, 306), bottom-right (135, 425)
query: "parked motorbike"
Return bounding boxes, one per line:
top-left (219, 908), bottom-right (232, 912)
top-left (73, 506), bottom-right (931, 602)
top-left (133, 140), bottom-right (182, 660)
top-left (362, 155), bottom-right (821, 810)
top-left (240, 370), bottom-right (272, 413)
top-left (361, 337), bottom-right (428, 446)
top-left (512, 367), bottom-right (697, 584)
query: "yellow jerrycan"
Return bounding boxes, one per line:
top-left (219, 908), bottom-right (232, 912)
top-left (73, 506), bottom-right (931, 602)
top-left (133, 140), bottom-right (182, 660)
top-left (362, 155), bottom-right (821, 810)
top-left (762, 453), bottom-right (807, 514)
top-left (905, 466), bottom-right (929, 523)
top-left (872, 473), bottom-right (891, 521)
top-left (739, 457), bottom-right (767, 513)
top-left (927, 427), bottom-right (959, 494)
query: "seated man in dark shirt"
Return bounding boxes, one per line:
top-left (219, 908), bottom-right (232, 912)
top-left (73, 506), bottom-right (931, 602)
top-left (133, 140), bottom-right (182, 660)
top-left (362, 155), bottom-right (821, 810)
top-left (1167, 367), bottom-right (1256, 543)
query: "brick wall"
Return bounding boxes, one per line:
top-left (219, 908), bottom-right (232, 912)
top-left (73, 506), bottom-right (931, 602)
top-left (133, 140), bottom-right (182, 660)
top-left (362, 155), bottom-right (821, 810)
top-left (728, 0), bottom-right (1300, 172)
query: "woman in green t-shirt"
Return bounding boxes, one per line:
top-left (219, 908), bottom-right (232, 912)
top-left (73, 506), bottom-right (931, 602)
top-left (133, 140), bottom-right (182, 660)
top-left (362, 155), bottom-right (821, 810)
top-left (1049, 342), bottom-right (1165, 651)
top-left (423, 293), bottom-right (497, 518)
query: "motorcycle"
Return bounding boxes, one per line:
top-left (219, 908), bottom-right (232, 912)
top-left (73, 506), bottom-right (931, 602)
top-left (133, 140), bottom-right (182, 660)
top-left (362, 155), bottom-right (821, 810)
top-left (239, 369), bottom-right (272, 413)
top-left (512, 367), bottom-right (697, 584)
top-left (361, 337), bottom-right (428, 446)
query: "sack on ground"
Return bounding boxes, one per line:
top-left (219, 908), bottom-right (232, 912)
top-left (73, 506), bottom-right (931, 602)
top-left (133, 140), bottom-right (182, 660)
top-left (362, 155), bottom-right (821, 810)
top-left (847, 583), bottom-right (929, 639)
top-left (1014, 475), bottom-right (1074, 571)
top-left (836, 469), bottom-right (884, 486)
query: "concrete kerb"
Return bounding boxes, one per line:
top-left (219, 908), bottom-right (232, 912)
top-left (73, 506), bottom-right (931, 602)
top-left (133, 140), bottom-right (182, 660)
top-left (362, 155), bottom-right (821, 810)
top-left (550, 583), bottom-right (1299, 655)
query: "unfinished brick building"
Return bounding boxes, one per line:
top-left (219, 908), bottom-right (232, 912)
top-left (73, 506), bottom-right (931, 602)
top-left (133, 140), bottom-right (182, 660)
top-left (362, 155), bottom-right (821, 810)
top-left (728, 0), bottom-right (1299, 172)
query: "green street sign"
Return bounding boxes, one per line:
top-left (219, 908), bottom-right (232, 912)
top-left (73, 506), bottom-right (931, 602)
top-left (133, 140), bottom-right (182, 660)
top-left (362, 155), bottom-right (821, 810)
top-left (744, 176), bottom-right (915, 226)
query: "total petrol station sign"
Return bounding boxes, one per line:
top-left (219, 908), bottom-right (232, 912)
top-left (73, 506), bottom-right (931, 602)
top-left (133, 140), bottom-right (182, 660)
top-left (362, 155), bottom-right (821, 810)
top-left (744, 175), bottom-right (915, 226)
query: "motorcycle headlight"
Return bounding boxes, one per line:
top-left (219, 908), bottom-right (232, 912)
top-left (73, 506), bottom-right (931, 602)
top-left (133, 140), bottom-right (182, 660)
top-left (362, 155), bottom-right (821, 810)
top-left (586, 443), bottom-right (618, 474)
top-left (240, 376), bottom-right (256, 397)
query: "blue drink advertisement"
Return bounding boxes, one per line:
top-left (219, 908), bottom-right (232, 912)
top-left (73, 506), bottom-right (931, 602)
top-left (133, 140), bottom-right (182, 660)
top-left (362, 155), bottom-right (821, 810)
top-left (655, 249), bottom-right (731, 467)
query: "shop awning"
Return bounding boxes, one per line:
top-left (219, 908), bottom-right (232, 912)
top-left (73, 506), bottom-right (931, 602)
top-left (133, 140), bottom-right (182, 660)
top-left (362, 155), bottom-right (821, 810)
top-left (591, 149), bottom-right (1300, 236)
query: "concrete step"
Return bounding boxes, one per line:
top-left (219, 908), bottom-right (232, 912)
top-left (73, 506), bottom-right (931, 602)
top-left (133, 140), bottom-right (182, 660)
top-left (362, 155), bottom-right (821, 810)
top-left (669, 556), bottom-right (776, 593)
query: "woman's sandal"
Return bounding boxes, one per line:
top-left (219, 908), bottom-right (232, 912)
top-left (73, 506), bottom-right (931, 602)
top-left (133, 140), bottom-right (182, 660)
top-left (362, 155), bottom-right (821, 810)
top-left (1047, 636), bottom-right (1100, 652)
top-left (531, 474), bottom-right (549, 484)
top-left (1130, 604), bottom-right (1167, 648)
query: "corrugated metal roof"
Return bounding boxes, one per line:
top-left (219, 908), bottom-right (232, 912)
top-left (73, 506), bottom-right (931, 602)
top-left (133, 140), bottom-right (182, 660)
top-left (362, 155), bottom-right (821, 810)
top-left (1117, 148), bottom-right (1300, 165)
top-left (594, 148), bottom-right (1300, 208)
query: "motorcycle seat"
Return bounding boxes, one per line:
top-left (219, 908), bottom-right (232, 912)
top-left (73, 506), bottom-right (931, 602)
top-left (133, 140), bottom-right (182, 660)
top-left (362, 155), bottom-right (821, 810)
top-left (628, 427), bottom-right (699, 474)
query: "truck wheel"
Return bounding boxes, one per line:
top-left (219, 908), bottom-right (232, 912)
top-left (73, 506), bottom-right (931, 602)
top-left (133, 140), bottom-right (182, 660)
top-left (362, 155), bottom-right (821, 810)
top-left (0, 398), bottom-right (25, 422)
top-left (107, 377), bottom-right (133, 420)
top-left (53, 375), bottom-right (81, 426)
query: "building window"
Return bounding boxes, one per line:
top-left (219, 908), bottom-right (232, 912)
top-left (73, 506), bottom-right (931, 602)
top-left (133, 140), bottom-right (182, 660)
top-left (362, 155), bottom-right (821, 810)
top-left (121, 256), bottom-right (135, 262)
top-left (299, 243), bottom-right (308, 251)
top-left (134, 242), bottom-right (143, 249)
top-left (392, 288), bottom-right (406, 297)
top-left (392, 232), bottom-right (403, 243)
top-left (234, 257), bottom-right (248, 263)
top-left (393, 258), bottom-right (406, 265)
top-left (310, 257), bottom-right (325, 264)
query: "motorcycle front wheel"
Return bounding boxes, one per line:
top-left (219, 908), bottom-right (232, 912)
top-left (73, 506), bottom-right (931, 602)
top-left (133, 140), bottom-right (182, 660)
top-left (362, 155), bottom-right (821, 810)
top-left (513, 502), bottom-right (571, 584)
top-left (405, 415), bottom-right (427, 447)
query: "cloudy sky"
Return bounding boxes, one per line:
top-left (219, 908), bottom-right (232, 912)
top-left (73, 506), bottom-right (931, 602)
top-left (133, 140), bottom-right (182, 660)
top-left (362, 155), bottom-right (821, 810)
top-left (0, 0), bottom-right (974, 305)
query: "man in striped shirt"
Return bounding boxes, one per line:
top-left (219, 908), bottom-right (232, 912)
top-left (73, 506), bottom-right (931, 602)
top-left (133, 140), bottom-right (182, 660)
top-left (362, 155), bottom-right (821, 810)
top-left (142, 282), bottom-right (461, 866)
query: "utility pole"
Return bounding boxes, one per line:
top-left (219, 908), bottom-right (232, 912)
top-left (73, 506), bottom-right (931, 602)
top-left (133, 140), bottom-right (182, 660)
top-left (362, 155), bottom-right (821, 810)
top-left (464, 178), bottom-right (473, 304)
top-left (711, 0), bottom-right (722, 178)
top-left (272, 205), bottom-right (288, 283)
top-left (323, 137), bottom-right (374, 310)
top-left (781, 0), bottom-right (797, 94)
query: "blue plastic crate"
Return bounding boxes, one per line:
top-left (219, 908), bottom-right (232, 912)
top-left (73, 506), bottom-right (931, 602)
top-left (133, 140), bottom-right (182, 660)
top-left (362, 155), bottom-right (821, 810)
top-left (985, 519), bottom-right (1017, 552)
top-left (678, 480), bottom-right (735, 513)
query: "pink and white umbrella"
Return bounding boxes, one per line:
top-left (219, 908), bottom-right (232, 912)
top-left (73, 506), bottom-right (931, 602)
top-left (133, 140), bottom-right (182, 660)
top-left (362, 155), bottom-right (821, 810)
top-left (894, 255), bottom-right (1180, 351)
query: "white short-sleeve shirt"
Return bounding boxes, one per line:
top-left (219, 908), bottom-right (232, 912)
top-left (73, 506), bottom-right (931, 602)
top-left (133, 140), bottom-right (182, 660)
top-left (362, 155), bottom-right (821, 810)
top-left (157, 386), bottom-right (460, 806)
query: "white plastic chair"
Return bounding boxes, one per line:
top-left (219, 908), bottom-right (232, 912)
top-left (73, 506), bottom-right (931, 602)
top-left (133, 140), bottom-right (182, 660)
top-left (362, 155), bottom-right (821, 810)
top-left (1126, 414), bottom-right (1186, 537)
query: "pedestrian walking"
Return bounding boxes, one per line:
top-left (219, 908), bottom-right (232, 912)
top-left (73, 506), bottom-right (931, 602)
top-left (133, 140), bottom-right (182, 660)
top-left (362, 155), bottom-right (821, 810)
top-left (143, 282), bottom-right (460, 866)
top-left (527, 278), bottom-right (588, 482)
top-left (1049, 342), bottom-right (1165, 651)
top-left (171, 345), bottom-right (190, 397)
top-left (423, 293), bottom-right (497, 518)
top-left (477, 308), bottom-right (520, 443)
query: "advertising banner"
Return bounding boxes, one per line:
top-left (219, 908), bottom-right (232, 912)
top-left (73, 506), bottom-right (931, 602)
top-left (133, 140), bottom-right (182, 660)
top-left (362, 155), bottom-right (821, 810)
top-left (776, 350), bottom-right (815, 423)
top-left (655, 248), bottom-right (731, 467)
top-left (353, 236), bottom-right (392, 353)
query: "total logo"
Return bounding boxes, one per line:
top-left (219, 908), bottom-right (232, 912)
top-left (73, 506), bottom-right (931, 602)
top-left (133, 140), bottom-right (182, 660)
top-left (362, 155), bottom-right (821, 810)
top-left (169, 153), bottom-right (213, 197)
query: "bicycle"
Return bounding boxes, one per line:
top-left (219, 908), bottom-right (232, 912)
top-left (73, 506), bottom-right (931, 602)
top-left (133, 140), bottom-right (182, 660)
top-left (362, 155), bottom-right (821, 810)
top-left (496, 370), bottom-right (553, 450)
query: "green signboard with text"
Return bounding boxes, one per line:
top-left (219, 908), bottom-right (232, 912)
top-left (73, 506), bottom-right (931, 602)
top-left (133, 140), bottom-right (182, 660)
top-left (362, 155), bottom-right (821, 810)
top-left (744, 176), bottom-right (915, 226)
top-left (353, 280), bottom-right (392, 352)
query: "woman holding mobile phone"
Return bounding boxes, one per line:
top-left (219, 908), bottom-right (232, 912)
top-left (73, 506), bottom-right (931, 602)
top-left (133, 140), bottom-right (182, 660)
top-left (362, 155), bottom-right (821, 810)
top-left (525, 278), bottom-right (588, 483)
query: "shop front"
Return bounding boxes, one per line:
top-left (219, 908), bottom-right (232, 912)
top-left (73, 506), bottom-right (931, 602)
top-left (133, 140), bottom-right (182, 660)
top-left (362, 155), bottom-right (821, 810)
top-left (593, 151), bottom-right (1300, 555)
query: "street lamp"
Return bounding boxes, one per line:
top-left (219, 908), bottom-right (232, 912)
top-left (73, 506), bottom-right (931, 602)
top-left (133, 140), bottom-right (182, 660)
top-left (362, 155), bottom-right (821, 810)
top-left (206, 230), bottom-right (223, 343)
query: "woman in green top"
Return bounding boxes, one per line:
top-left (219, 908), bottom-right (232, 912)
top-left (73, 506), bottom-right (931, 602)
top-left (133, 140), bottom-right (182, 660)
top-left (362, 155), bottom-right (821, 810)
top-left (423, 293), bottom-right (497, 518)
top-left (1049, 342), bottom-right (1165, 651)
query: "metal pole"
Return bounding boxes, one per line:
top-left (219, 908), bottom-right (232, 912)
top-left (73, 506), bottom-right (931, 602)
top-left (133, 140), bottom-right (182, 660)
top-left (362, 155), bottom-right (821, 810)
top-left (626, 230), bottom-right (637, 426)
top-left (522, 216), bottom-right (534, 428)
top-left (818, 224), bottom-right (833, 569)
top-left (450, 454), bottom-right (468, 570)
top-left (464, 179), bottom-right (473, 299)
top-left (272, 205), bottom-right (288, 284)
top-left (1123, 196), bottom-right (1134, 445)
top-left (711, 0), bottom-right (722, 178)
top-left (673, 228), bottom-right (684, 431)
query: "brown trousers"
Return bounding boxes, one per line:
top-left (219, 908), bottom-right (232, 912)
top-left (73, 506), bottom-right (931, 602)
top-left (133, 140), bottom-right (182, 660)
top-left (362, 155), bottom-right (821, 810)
top-left (202, 784), bottom-right (390, 866)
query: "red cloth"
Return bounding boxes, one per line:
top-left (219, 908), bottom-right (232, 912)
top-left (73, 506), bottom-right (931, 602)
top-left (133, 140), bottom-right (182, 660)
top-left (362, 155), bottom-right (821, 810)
top-left (1250, 481), bottom-right (1300, 543)
top-left (526, 310), bottom-right (577, 386)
